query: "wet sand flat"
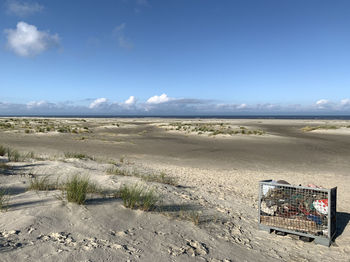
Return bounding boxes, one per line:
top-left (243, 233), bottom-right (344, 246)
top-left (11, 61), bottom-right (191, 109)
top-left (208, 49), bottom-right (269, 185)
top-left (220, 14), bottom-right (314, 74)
top-left (1, 118), bottom-right (350, 174)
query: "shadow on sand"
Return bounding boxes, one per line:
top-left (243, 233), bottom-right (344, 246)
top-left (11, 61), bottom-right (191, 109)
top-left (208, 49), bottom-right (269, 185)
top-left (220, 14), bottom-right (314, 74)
top-left (85, 197), bottom-right (121, 205)
top-left (1, 186), bottom-right (27, 195)
top-left (154, 203), bottom-right (201, 213)
top-left (7, 199), bottom-right (53, 211)
top-left (0, 238), bottom-right (23, 253)
top-left (0, 163), bottom-right (46, 176)
top-left (335, 212), bottom-right (350, 239)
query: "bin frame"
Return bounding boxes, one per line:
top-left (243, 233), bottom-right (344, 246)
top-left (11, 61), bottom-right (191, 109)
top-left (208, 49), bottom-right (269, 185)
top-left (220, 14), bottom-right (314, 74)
top-left (258, 179), bottom-right (337, 246)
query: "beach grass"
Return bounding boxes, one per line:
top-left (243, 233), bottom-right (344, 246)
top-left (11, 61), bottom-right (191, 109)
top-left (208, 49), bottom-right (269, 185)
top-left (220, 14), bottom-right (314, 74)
top-left (28, 174), bottom-right (101, 204)
top-left (107, 167), bottom-right (130, 176)
top-left (0, 118), bottom-right (92, 135)
top-left (301, 125), bottom-right (339, 132)
top-left (107, 167), bottom-right (178, 186)
top-left (65, 175), bottom-right (92, 204)
top-left (119, 184), bottom-right (159, 211)
top-left (0, 145), bottom-right (36, 162)
top-left (143, 172), bottom-right (178, 186)
top-left (0, 145), bottom-right (6, 156)
top-left (28, 176), bottom-right (60, 191)
top-left (179, 210), bottom-right (201, 225)
top-left (169, 122), bottom-right (264, 136)
top-left (0, 189), bottom-right (10, 211)
top-left (64, 152), bottom-right (93, 160)
top-left (6, 148), bottom-right (21, 162)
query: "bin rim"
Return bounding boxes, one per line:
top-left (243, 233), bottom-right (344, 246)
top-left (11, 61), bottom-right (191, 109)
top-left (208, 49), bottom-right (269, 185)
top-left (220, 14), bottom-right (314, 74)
top-left (259, 179), bottom-right (337, 192)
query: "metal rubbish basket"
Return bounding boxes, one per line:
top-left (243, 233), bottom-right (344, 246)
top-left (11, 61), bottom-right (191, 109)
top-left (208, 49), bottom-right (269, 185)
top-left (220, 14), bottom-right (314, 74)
top-left (258, 180), bottom-right (337, 246)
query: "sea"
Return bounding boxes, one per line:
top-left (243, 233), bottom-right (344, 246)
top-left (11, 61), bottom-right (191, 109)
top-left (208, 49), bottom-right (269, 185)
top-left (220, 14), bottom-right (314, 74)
top-left (1, 115), bottom-right (350, 120)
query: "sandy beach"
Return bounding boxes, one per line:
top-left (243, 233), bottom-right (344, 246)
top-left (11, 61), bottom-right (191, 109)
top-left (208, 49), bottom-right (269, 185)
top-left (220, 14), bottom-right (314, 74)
top-left (0, 117), bottom-right (349, 261)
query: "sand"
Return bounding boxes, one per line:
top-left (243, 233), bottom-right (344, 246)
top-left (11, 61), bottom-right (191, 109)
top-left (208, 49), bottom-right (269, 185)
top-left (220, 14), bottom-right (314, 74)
top-left (0, 118), bottom-right (349, 261)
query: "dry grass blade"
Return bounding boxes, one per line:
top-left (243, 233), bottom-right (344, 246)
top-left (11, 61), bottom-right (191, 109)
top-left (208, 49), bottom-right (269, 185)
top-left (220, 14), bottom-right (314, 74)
top-left (0, 189), bottom-right (10, 211)
top-left (143, 172), bottom-right (178, 186)
top-left (28, 176), bottom-right (60, 191)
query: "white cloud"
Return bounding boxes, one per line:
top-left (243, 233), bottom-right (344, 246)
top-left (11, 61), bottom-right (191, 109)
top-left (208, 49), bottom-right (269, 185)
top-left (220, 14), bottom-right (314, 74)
top-left (316, 99), bottom-right (329, 105)
top-left (113, 23), bottom-right (133, 50)
top-left (147, 94), bottom-right (170, 104)
top-left (237, 103), bottom-right (247, 109)
top-left (26, 100), bottom-right (48, 108)
top-left (125, 96), bottom-right (136, 105)
top-left (6, 0), bottom-right (43, 17)
top-left (340, 98), bottom-right (350, 107)
top-left (315, 99), bottom-right (331, 109)
top-left (4, 21), bottom-right (60, 57)
top-left (89, 98), bottom-right (108, 109)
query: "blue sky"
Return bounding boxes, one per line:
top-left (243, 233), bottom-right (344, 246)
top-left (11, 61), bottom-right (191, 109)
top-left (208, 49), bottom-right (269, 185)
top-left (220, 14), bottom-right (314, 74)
top-left (0, 0), bottom-right (350, 115)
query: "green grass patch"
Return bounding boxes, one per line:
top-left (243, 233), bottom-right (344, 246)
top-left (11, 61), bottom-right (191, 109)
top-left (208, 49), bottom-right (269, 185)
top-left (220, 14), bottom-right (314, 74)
top-left (106, 167), bottom-right (130, 176)
top-left (0, 118), bottom-right (94, 135)
top-left (64, 175), bottom-right (92, 204)
top-left (169, 123), bottom-right (264, 136)
top-left (64, 152), bottom-right (93, 160)
top-left (120, 184), bottom-right (159, 211)
top-left (143, 172), bottom-right (178, 186)
top-left (107, 167), bottom-right (178, 186)
top-left (6, 148), bottom-right (21, 162)
top-left (0, 145), bottom-right (6, 156)
top-left (28, 174), bottom-right (101, 204)
top-left (0, 146), bottom-right (36, 162)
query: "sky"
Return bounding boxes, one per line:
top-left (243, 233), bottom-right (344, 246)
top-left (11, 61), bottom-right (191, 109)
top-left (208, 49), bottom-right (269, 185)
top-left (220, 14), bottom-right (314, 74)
top-left (0, 0), bottom-right (350, 115)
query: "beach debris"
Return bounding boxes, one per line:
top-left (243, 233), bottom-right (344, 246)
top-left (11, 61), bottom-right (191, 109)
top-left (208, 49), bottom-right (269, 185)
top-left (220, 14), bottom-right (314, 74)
top-left (313, 199), bottom-right (328, 215)
top-left (262, 180), bottom-right (291, 196)
top-left (262, 183), bottom-right (276, 196)
top-left (260, 216), bottom-right (318, 233)
top-left (307, 214), bottom-right (322, 225)
top-left (260, 201), bottom-right (277, 215)
top-left (259, 180), bottom-right (336, 245)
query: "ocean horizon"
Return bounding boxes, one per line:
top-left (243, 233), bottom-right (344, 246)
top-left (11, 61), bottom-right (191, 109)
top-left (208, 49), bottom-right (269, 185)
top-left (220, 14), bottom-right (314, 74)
top-left (1, 115), bottom-right (350, 120)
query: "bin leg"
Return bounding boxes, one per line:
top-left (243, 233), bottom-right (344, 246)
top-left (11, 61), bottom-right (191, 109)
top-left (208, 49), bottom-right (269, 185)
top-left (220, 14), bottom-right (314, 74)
top-left (259, 224), bottom-right (272, 234)
top-left (314, 237), bottom-right (331, 247)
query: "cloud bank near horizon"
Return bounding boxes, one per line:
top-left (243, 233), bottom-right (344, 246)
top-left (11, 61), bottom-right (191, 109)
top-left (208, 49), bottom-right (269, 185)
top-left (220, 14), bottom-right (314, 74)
top-left (1, 95), bottom-right (350, 115)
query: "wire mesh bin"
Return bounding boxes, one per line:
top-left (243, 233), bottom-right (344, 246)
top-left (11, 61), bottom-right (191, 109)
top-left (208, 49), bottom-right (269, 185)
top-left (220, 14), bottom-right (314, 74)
top-left (258, 180), bottom-right (337, 246)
